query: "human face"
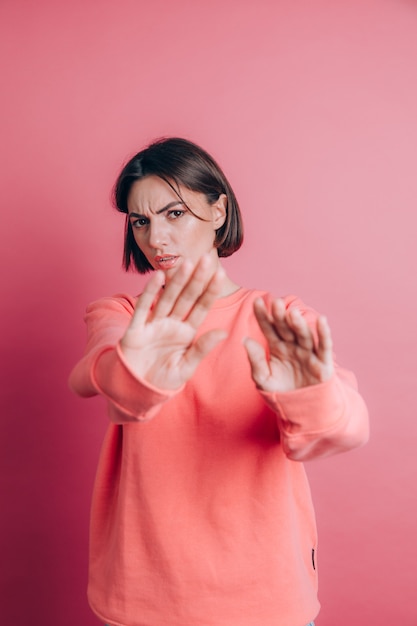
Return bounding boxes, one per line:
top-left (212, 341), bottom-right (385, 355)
top-left (127, 175), bottom-right (227, 276)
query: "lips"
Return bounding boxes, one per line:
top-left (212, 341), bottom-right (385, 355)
top-left (154, 255), bottom-right (178, 270)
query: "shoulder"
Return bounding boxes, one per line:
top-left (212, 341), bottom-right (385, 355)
top-left (84, 293), bottom-right (138, 322)
top-left (249, 290), bottom-right (310, 312)
top-left (228, 289), bottom-right (316, 320)
top-left (255, 291), bottom-right (320, 329)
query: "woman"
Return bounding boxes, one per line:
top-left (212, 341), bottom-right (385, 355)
top-left (69, 137), bottom-right (369, 626)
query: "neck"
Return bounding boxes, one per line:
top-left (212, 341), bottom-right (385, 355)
top-left (217, 270), bottom-right (241, 298)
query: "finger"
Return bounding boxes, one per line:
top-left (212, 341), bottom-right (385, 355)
top-left (129, 270), bottom-right (165, 329)
top-left (180, 329), bottom-right (228, 380)
top-left (151, 255), bottom-right (217, 321)
top-left (185, 266), bottom-right (226, 328)
top-left (253, 298), bottom-right (294, 348)
top-left (269, 299), bottom-right (297, 343)
top-left (170, 255), bottom-right (219, 320)
top-left (151, 259), bottom-right (195, 319)
top-left (316, 315), bottom-right (333, 364)
top-left (243, 337), bottom-right (272, 389)
top-left (285, 307), bottom-right (315, 351)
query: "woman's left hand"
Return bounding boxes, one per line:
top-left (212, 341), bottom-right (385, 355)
top-left (244, 298), bottom-right (334, 393)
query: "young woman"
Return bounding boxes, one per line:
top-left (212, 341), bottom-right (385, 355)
top-left (69, 137), bottom-right (369, 626)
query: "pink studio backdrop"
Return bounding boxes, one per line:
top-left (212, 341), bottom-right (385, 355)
top-left (1, 0), bottom-right (416, 624)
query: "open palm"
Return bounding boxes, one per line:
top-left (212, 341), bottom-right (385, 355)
top-left (119, 257), bottom-right (227, 390)
top-left (244, 297), bottom-right (334, 393)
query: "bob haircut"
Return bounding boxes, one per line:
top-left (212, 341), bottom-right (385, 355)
top-left (113, 137), bottom-right (244, 273)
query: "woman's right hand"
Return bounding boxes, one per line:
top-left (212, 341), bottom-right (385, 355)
top-left (119, 255), bottom-right (228, 390)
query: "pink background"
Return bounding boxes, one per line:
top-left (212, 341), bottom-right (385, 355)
top-left (1, 0), bottom-right (416, 624)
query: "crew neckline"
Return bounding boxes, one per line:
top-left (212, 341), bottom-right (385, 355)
top-left (210, 287), bottom-right (253, 310)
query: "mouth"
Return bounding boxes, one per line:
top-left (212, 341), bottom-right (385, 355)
top-left (154, 255), bottom-right (179, 270)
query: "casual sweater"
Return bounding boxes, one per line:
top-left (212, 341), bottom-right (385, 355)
top-left (69, 287), bottom-right (369, 626)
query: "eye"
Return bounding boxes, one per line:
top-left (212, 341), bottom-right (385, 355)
top-left (131, 217), bottom-right (149, 229)
top-left (167, 209), bottom-right (185, 220)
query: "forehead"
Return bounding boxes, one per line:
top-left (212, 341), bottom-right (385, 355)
top-left (127, 175), bottom-right (209, 216)
top-left (127, 176), bottom-right (179, 213)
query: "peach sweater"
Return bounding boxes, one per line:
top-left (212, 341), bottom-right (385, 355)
top-left (69, 288), bottom-right (369, 626)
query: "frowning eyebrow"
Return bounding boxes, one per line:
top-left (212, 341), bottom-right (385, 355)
top-left (129, 200), bottom-right (184, 219)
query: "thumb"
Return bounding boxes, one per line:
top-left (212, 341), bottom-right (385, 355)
top-left (181, 330), bottom-right (228, 380)
top-left (243, 337), bottom-right (271, 389)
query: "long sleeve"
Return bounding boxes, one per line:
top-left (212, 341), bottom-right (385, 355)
top-left (260, 358), bottom-right (369, 461)
top-left (256, 294), bottom-right (369, 461)
top-left (68, 295), bottom-right (177, 423)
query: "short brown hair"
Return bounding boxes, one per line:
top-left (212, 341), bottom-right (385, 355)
top-left (113, 137), bottom-right (244, 273)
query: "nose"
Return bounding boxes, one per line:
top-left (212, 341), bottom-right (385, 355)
top-left (147, 219), bottom-right (168, 249)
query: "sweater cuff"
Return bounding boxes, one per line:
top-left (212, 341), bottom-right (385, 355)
top-left (91, 344), bottom-right (182, 420)
top-left (260, 376), bottom-right (347, 436)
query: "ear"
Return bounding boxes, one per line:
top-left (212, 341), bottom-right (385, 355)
top-left (212, 193), bottom-right (227, 229)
